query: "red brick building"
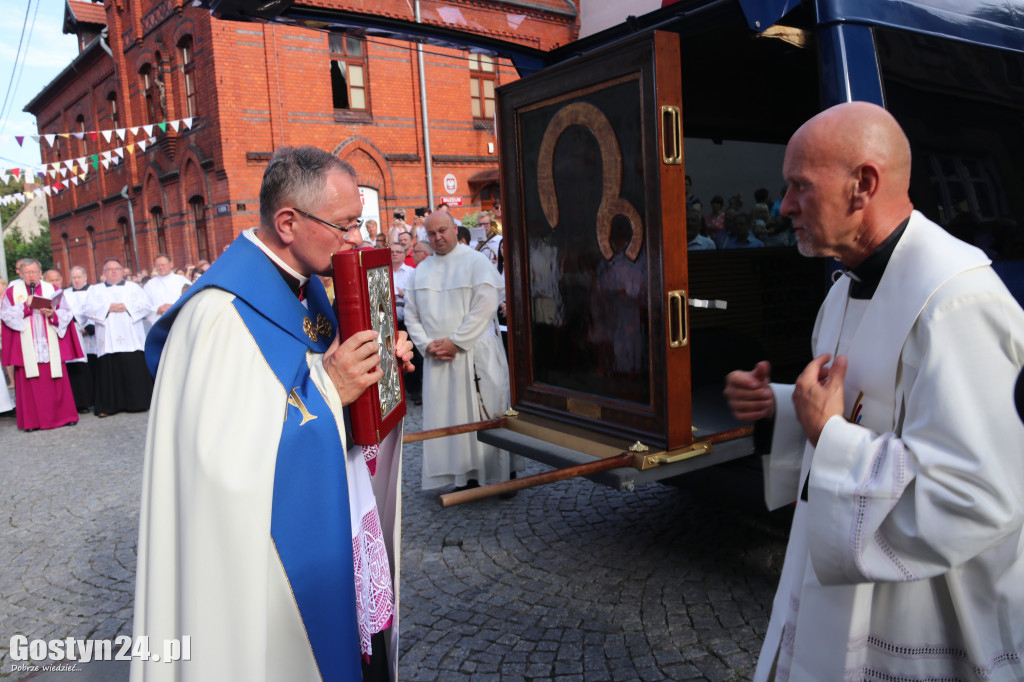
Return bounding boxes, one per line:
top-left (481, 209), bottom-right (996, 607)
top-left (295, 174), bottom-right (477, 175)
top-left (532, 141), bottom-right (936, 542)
top-left (26, 0), bottom-right (579, 279)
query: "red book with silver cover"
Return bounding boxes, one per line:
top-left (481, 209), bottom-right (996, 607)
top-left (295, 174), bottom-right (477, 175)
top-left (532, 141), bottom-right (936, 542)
top-left (332, 247), bottom-right (407, 445)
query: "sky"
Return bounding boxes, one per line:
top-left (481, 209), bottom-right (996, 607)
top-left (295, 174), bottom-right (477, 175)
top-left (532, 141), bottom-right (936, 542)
top-left (0, 0), bottom-right (81, 176)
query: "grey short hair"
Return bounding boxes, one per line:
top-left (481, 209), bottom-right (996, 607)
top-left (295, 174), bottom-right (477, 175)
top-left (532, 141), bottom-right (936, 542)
top-left (259, 146), bottom-right (356, 227)
top-left (70, 266), bottom-right (87, 277)
top-left (20, 259), bottom-right (42, 271)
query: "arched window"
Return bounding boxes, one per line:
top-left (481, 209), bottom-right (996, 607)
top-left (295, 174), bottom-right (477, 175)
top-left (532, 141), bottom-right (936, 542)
top-left (61, 233), bottom-right (71, 272)
top-left (140, 64), bottom-right (157, 123)
top-left (86, 226), bottom-right (97, 277)
top-left (178, 36), bottom-right (198, 118)
top-left (151, 207), bottom-right (167, 255)
top-left (190, 197), bottom-right (210, 262)
top-left (76, 115), bottom-right (88, 158)
top-left (119, 217), bottom-right (134, 271)
top-left (107, 91), bottom-right (119, 128)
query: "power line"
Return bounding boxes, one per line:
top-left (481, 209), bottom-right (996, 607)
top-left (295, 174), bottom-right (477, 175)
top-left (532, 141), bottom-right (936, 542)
top-left (0, 0), bottom-right (40, 138)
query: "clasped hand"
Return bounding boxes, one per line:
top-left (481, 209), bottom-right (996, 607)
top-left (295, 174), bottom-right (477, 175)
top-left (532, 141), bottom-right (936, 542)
top-left (323, 329), bottom-right (416, 406)
top-left (792, 353), bottom-right (847, 446)
top-left (426, 337), bottom-right (459, 361)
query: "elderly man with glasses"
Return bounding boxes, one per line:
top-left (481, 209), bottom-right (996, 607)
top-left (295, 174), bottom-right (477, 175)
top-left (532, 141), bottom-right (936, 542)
top-left (134, 146), bottom-right (414, 682)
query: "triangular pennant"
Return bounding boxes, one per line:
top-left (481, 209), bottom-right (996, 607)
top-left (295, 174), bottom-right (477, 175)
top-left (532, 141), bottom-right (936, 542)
top-left (170, 120), bottom-right (180, 132)
top-left (31, 135), bottom-right (40, 143)
top-left (138, 139), bottom-right (149, 152)
top-left (157, 121), bottom-right (167, 133)
top-left (71, 176), bottom-right (79, 186)
top-left (15, 136), bottom-right (24, 146)
top-left (33, 187), bottom-right (42, 196)
top-left (59, 133), bottom-right (70, 139)
top-left (0, 173), bottom-right (7, 184)
top-left (64, 160), bottom-right (74, 169)
top-left (114, 147), bottom-right (124, 158)
top-left (43, 185), bottom-right (52, 196)
top-left (129, 126), bottom-right (140, 136)
top-left (142, 124), bottom-right (154, 136)
top-left (11, 168), bottom-right (20, 179)
top-left (183, 118), bottom-right (193, 129)
top-left (127, 143), bottom-right (135, 153)
top-left (44, 134), bottom-right (56, 146)
top-left (14, 192), bottom-right (24, 202)
top-left (59, 167), bottom-right (68, 177)
top-left (89, 131), bottom-right (98, 142)
top-left (101, 130), bottom-right (112, 143)
top-left (90, 154), bottom-right (99, 170)
top-left (48, 169), bottom-right (56, 178)
top-left (116, 128), bottom-right (126, 140)
top-left (72, 132), bottom-right (85, 140)
top-left (101, 151), bottom-right (111, 160)
top-left (101, 159), bottom-right (110, 169)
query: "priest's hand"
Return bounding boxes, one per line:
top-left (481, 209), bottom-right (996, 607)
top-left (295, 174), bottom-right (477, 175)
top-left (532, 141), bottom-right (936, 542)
top-left (395, 331), bottom-right (415, 373)
top-left (724, 360), bottom-right (775, 422)
top-left (109, 302), bottom-right (128, 313)
top-left (157, 303), bottom-right (173, 315)
top-left (323, 329), bottom-right (384, 406)
top-left (793, 353), bottom-right (848, 446)
top-left (426, 338), bottom-right (459, 361)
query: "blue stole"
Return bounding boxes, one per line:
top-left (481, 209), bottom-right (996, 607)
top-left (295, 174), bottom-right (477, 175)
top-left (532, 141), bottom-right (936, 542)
top-left (147, 234), bottom-right (361, 680)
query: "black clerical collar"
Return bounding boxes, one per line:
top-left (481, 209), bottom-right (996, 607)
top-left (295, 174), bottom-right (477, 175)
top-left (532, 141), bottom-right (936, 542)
top-left (846, 217), bottom-right (910, 299)
top-left (105, 281), bottom-right (126, 287)
top-left (74, 283), bottom-right (89, 291)
top-left (271, 261), bottom-right (307, 300)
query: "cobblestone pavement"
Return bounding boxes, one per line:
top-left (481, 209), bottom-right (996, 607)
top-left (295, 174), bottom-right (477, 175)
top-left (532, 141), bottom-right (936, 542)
top-left (1, 384), bottom-right (791, 681)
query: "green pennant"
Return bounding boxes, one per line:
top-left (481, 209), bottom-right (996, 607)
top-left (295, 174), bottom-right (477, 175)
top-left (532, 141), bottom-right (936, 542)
top-left (158, 121), bottom-right (167, 133)
top-left (90, 154), bottom-right (99, 170)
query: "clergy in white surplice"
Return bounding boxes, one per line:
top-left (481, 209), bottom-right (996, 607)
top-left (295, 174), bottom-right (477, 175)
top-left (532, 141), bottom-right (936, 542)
top-left (83, 258), bottom-right (154, 416)
top-left (131, 147), bottom-right (413, 682)
top-left (725, 102), bottom-right (1024, 681)
top-left (0, 259), bottom-right (80, 430)
top-left (142, 254), bottom-right (191, 329)
top-left (404, 211), bottom-right (524, 490)
top-left (62, 266), bottom-right (98, 412)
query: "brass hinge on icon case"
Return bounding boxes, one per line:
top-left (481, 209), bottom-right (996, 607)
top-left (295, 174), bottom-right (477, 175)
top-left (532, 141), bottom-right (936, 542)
top-left (635, 440), bottom-right (712, 470)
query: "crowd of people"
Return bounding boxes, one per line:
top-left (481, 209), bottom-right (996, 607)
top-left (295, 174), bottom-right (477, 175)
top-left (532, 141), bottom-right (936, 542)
top-left (686, 178), bottom-right (799, 250)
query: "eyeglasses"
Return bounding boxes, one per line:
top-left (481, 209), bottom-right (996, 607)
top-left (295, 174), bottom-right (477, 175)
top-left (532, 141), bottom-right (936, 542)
top-left (292, 207), bottom-right (363, 235)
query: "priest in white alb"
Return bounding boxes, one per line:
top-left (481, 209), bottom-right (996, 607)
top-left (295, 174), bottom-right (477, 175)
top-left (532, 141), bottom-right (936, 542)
top-left (62, 265), bottom-right (98, 412)
top-left (83, 258), bottom-right (153, 417)
top-left (143, 253), bottom-right (191, 331)
top-left (725, 102), bottom-right (1024, 681)
top-left (132, 146), bottom-right (412, 682)
top-left (0, 259), bottom-right (80, 430)
top-left (404, 210), bottom-right (523, 490)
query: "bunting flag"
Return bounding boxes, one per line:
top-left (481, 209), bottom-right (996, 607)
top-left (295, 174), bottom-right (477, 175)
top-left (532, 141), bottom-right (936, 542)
top-left (2, 118), bottom-right (194, 201)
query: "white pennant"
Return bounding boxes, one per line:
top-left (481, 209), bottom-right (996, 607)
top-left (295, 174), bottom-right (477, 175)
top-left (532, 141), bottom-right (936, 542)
top-left (0, 173), bottom-right (7, 184)
top-left (129, 126), bottom-right (140, 136)
top-left (43, 186), bottom-right (52, 196)
top-left (72, 132), bottom-right (85, 140)
top-left (116, 128), bottom-right (126, 140)
top-left (31, 135), bottom-right (40, 143)
top-left (183, 117), bottom-right (193, 129)
top-left (142, 124), bottom-right (154, 136)
top-left (138, 139), bottom-right (149, 152)
top-left (101, 130), bottom-right (113, 143)
top-left (170, 120), bottom-right (180, 132)
top-left (59, 167), bottom-right (68, 177)
top-left (101, 159), bottom-right (110, 169)
top-left (101, 151), bottom-right (111, 160)
top-left (71, 177), bottom-right (79, 186)
top-left (64, 160), bottom-right (74, 169)
top-left (44, 134), bottom-right (56, 146)
top-left (48, 169), bottom-right (56, 178)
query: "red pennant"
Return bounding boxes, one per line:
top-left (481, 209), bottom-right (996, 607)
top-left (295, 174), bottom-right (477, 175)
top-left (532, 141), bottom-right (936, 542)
top-left (11, 168), bottom-right (20, 179)
top-left (88, 131), bottom-right (98, 142)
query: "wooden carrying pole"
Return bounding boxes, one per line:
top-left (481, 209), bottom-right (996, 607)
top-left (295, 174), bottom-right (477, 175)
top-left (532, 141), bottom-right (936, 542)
top-left (402, 417), bottom-right (505, 444)
top-left (439, 452), bottom-right (635, 507)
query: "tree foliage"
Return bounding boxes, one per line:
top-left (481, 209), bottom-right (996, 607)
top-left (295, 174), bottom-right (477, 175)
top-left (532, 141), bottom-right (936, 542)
top-left (1, 178), bottom-right (53, 280)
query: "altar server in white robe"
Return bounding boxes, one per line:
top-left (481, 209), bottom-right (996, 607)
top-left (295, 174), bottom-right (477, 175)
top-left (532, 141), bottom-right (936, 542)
top-left (143, 254), bottom-right (191, 330)
top-left (132, 146), bottom-right (413, 682)
top-left (725, 102), bottom-right (1024, 681)
top-left (84, 258), bottom-right (153, 416)
top-left (62, 266), bottom-right (97, 412)
top-left (404, 210), bottom-right (523, 490)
